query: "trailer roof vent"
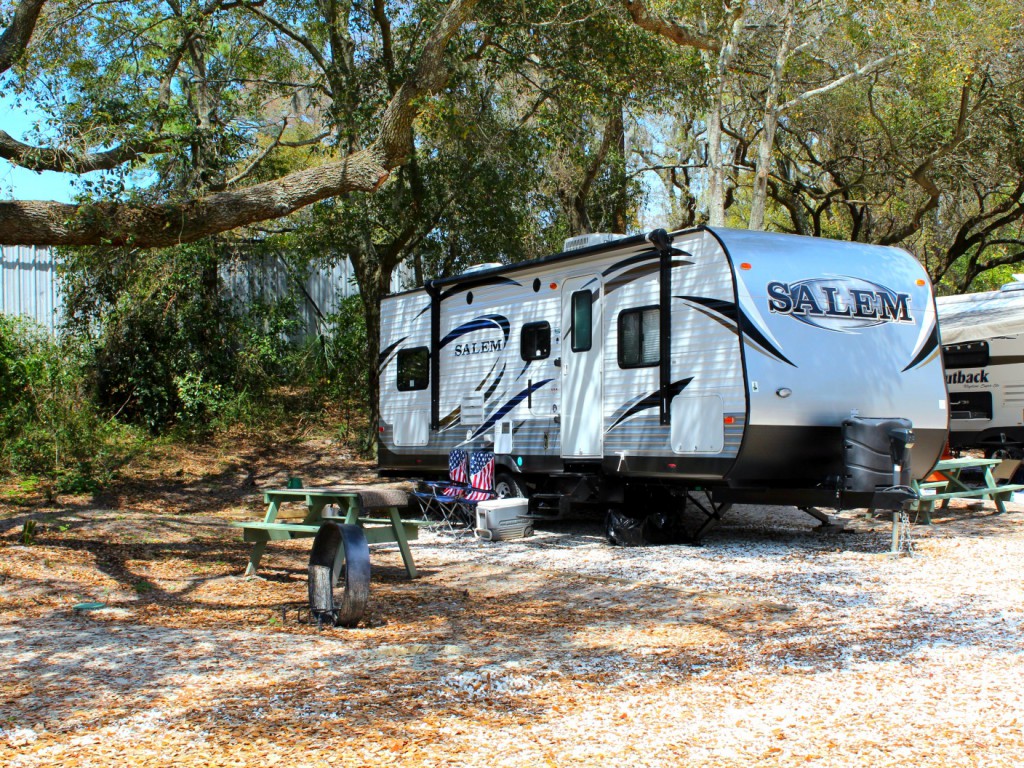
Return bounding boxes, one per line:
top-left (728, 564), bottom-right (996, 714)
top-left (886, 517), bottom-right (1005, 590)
top-left (461, 262), bottom-right (504, 275)
top-left (563, 233), bottom-right (624, 252)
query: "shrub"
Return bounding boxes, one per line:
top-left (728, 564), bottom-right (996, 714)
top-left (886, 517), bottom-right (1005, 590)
top-left (59, 242), bottom-right (303, 433)
top-left (0, 316), bottom-right (140, 493)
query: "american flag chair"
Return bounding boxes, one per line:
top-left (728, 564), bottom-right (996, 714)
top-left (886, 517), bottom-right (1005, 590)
top-left (455, 450), bottom-right (497, 526)
top-left (412, 449), bottom-right (470, 528)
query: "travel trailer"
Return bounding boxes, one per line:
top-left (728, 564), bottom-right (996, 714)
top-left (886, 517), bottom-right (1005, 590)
top-left (377, 227), bottom-right (948, 536)
top-left (937, 281), bottom-right (1024, 457)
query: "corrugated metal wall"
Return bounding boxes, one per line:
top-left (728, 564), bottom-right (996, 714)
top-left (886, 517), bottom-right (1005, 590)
top-left (1, 245), bottom-right (62, 331)
top-left (221, 255), bottom-right (363, 339)
top-left (1, 245), bottom-right (412, 337)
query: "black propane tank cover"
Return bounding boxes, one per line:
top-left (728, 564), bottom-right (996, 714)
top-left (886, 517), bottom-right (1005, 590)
top-left (842, 417), bottom-right (914, 491)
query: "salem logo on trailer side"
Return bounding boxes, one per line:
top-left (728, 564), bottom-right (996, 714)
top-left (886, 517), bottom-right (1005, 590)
top-left (453, 339), bottom-right (505, 356)
top-left (440, 314), bottom-right (511, 358)
top-left (766, 277), bottom-right (913, 332)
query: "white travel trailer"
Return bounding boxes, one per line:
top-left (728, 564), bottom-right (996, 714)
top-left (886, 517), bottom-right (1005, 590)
top-left (937, 282), bottom-right (1024, 457)
top-left (378, 227), bottom-right (948, 537)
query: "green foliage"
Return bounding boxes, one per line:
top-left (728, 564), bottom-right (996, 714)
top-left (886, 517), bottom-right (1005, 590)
top-left (0, 316), bottom-right (140, 492)
top-left (316, 295), bottom-right (370, 402)
top-left (20, 520), bottom-right (37, 546)
top-left (59, 240), bottom-right (302, 433)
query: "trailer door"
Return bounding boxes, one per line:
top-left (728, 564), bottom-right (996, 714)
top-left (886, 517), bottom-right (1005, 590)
top-left (561, 276), bottom-right (603, 458)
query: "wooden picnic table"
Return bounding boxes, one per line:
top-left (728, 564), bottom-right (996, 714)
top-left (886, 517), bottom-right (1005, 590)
top-left (232, 487), bottom-right (424, 578)
top-left (910, 457), bottom-right (1024, 523)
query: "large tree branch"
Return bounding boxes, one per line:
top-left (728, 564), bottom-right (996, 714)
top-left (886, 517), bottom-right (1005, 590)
top-left (372, 0), bottom-right (398, 94)
top-left (242, 3), bottom-right (332, 81)
top-left (779, 53), bottom-right (899, 113)
top-left (621, 0), bottom-right (720, 53)
top-left (0, 130), bottom-right (171, 173)
top-left (372, 0), bottom-right (479, 167)
top-left (0, 0), bottom-right (45, 73)
top-left (0, 0), bottom-right (480, 247)
top-left (0, 147), bottom-right (390, 246)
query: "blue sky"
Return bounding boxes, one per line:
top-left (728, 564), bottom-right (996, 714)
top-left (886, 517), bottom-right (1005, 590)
top-left (0, 91), bottom-right (91, 203)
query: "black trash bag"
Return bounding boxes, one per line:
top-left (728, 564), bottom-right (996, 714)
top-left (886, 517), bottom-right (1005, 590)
top-left (606, 508), bottom-right (700, 547)
top-left (605, 508), bottom-right (647, 547)
top-left (642, 510), bottom-right (695, 545)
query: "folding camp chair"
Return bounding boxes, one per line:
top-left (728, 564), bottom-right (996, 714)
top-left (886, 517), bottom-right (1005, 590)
top-left (412, 449), bottom-right (470, 530)
top-left (454, 450), bottom-right (497, 526)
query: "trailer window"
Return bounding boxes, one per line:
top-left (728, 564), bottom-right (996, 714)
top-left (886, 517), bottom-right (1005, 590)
top-left (619, 307), bottom-right (660, 368)
top-left (396, 347), bottom-right (429, 391)
top-left (521, 322), bottom-right (551, 361)
top-left (571, 291), bottom-right (593, 352)
top-left (943, 341), bottom-right (990, 369)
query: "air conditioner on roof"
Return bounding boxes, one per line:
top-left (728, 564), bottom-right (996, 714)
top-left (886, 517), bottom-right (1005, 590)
top-left (562, 233), bottom-right (623, 252)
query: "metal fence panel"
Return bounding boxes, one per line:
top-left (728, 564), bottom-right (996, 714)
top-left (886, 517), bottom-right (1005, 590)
top-left (2, 246), bottom-right (409, 338)
top-left (1, 245), bottom-right (62, 331)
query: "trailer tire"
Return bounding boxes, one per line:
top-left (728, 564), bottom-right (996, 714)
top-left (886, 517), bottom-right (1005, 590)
top-left (494, 472), bottom-right (527, 499)
top-left (986, 446), bottom-right (1024, 460)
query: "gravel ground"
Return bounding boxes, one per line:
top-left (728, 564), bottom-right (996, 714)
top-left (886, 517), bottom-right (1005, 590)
top-left (1, 499), bottom-right (1023, 766)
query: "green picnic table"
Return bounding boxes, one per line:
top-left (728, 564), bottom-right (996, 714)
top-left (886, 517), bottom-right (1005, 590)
top-left (232, 486), bottom-right (425, 578)
top-left (910, 457), bottom-right (1024, 523)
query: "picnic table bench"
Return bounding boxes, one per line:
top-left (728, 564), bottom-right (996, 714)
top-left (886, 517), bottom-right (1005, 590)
top-left (232, 486), bottom-right (426, 578)
top-left (909, 457), bottom-right (1024, 523)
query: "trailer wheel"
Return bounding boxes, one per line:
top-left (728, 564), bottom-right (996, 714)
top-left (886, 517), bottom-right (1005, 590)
top-left (494, 472), bottom-right (527, 499)
top-left (986, 446), bottom-right (1024, 460)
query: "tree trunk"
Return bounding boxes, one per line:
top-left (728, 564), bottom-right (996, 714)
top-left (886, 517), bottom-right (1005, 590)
top-left (348, 243), bottom-right (402, 454)
top-left (704, 4), bottom-right (744, 227)
top-left (610, 107), bottom-right (629, 233)
top-left (706, 89), bottom-right (726, 227)
top-left (749, 1), bottom-right (795, 231)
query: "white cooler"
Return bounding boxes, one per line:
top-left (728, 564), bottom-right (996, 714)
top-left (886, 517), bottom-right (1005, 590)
top-left (474, 498), bottom-right (533, 540)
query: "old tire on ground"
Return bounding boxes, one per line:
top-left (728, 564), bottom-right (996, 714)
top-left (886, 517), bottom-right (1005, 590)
top-left (494, 471), bottom-right (527, 499)
top-left (308, 522), bottom-right (371, 628)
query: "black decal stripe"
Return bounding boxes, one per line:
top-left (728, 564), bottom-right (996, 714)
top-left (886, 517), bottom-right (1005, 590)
top-left (471, 379), bottom-right (554, 439)
top-left (484, 364), bottom-right (506, 401)
top-left (439, 277), bottom-right (521, 301)
top-left (606, 257), bottom-right (694, 295)
top-left (515, 361), bottom-right (532, 381)
top-left (738, 310), bottom-right (796, 367)
top-left (475, 357), bottom-right (503, 393)
top-left (378, 337), bottom-right (408, 370)
top-left (601, 248), bottom-right (689, 278)
top-left (438, 407), bottom-right (461, 430)
top-left (902, 323), bottom-right (940, 372)
top-left (676, 295), bottom-right (737, 321)
top-left (676, 295), bottom-right (795, 367)
top-left (440, 314), bottom-right (511, 349)
top-left (607, 378), bottom-right (693, 432)
top-left (602, 251), bottom-right (657, 277)
top-left (686, 305), bottom-right (739, 335)
top-left (605, 263), bottom-right (659, 293)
